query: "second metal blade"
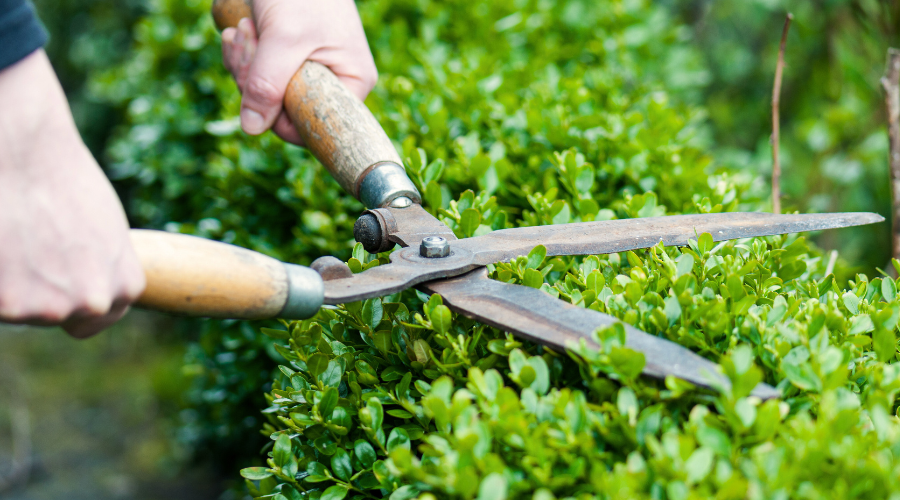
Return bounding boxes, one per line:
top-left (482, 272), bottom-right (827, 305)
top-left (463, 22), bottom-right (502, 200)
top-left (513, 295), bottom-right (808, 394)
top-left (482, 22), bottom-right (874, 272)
top-left (455, 211), bottom-right (884, 266)
top-left (325, 211), bottom-right (883, 304)
top-left (421, 268), bottom-right (780, 400)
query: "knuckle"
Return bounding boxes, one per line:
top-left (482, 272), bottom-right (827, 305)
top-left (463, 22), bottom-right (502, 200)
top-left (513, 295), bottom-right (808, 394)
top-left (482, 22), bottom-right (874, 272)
top-left (245, 76), bottom-right (283, 106)
top-left (72, 292), bottom-right (114, 318)
top-left (121, 277), bottom-right (146, 303)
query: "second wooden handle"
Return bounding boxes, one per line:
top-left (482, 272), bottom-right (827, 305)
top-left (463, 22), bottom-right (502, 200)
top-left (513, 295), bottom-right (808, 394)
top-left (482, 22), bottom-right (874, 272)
top-left (211, 0), bottom-right (418, 207)
top-left (131, 230), bottom-right (323, 320)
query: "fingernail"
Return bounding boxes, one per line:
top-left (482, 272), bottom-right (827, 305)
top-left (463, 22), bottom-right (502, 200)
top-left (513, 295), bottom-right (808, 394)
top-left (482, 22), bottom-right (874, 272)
top-left (234, 27), bottom-right (244, 45)
top-left (241, 108), bottom-right (266, 135)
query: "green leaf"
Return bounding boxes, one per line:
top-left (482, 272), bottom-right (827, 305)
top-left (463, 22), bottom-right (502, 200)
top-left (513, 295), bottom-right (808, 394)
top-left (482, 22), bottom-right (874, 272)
top-left (307, 354), bottom-right (330, 377)
top-left (527, 356), bottom-right (550, 395)
top-left (356, 359), bottom-right (379, 385)
top-left (697, 233), bottom-right (714, 253)
top-left (330, 448), bottom-right (352, 481)
top-left (413, 339), bottom-right (431, 364)
top-left (240, 467), bottom-right (272, 480)
top-left (354, 439), bottom-right (377, 469)
top-left (476, 472), bottom-right (508, 500)
top-left (663, 296), bottom-right (682, 325)
top-left (330, 406), bottom-right (352, 430)
top-left (685, 447), bottom-right (714, 484)
top-left (429, 305), bottom-right (452, 334)
top-left (273, 434), bottom-right (292, 467)
top-left (849, 314), bottom-right (875, 335)
top-left (460, 208), bottom-right (482, 237)
top-left (353, 242), bottom-right (368, 262)
top-left (842, 292), bottom-right (860, 314)
top-left (874, 327), bottom-right (896, 362)
top-left (362, 299), bottom-right (384, 330)
top-left (261, 327), bottom-right (289, 340)
top-left (390, 485), bottom-right (420, 500)
top-left (318, 387), bottom-right (339, 417)
top-left (293, 323), bottom-right (322, 346)
top-left (373, 330), bottom-right (393, 354)
top-left (425, 180), bottom-right (444, 209)
top-left (320, 485), bottom-right (349, 500)
top-left (367, 399), bottom-right (384, 430)
top-left (523, 268), bottom-right (544, 288)
top-left (314, 434), bottom-right (338, 455)
top-left (883, 277), bottom-right (897, 302)
top-left (551, 201), bottom-right (571, 225)
top-left (423, 158), bottom-right (445, 184)
top-left (387, 427), bottom-right (411, 452)
top-left (675, 253), bottom-right (694, 277)
top-left (526, 245), bottom-right (547, 269)
top-left (320, 359), bottom-right (344, 387)
top-left (387, 409), bottom-right (414, 418)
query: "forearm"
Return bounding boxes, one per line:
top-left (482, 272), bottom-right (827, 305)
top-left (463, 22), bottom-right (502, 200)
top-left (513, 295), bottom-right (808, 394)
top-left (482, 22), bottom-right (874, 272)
top-left (0, 49), bottom-right (145, 338)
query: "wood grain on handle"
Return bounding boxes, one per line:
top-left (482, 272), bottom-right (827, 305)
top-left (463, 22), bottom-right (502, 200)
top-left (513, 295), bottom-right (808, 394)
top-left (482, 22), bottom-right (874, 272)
top-left (210, 0), bottom-right (405, 201)
top-left (131, 229), bottom-right (288, 319)
top-left (284, 62), bottom-right (404, 197)
top-left (211, 0), bottom-right (251, 31)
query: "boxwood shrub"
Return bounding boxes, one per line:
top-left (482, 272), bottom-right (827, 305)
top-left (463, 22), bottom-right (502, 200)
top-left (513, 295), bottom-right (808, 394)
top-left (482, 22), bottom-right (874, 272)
top-left (87, 0), bottom-right (900, 497)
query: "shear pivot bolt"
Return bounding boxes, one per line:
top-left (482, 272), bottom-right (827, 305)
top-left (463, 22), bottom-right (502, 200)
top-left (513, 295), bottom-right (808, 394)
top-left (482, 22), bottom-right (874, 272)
top-left (420, 236), bottom-right (450, 258)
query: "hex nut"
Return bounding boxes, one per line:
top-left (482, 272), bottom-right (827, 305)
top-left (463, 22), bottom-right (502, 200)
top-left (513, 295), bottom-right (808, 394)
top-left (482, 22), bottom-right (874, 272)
top-left (419, 236), bottom-right (450, 258)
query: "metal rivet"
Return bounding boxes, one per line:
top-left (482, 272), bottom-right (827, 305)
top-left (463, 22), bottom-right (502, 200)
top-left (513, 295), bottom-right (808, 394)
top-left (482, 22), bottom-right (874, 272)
top-left (389, 196), bottom-right (413, 208)
top-left (419, 236), bottom-right (450, 258)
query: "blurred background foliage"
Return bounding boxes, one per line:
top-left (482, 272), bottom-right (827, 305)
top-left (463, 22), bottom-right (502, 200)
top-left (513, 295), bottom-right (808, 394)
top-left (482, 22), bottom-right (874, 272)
top-left (2, 0), bottom-right (898, 497)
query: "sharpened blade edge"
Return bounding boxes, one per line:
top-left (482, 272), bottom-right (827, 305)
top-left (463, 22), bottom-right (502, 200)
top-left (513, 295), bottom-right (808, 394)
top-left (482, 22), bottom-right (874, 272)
top-left (422, 269), bottom-right (780, 400)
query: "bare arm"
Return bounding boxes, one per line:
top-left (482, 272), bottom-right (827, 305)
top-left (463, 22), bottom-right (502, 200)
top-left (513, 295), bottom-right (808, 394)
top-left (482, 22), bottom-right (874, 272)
top-left (0, 50), bottom-right (145, 338)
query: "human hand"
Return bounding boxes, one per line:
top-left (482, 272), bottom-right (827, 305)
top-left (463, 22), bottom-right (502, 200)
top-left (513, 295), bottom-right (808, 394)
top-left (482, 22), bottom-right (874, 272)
top-left (0, 50), bottom-right (146, 338)
top-left (220, 0), bottom-right (378, 144)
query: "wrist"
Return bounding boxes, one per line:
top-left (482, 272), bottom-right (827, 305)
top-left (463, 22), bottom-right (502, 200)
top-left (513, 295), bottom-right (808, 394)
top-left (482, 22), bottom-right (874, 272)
top-left (0, 50), bottom-right (80, 171)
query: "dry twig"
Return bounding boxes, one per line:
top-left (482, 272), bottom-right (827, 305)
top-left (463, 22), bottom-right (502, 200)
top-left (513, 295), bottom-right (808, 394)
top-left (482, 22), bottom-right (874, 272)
top-left (771, 13), bottom-right (793, 215)
top-left (882, 48), bottom-right (900, 264)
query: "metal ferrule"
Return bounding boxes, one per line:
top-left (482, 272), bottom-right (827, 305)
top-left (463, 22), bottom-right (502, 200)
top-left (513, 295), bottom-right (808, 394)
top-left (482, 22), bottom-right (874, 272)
top-left (358, 162), bottom-right (421, 208)
top-left (279, 264), bottom-right (325, 319)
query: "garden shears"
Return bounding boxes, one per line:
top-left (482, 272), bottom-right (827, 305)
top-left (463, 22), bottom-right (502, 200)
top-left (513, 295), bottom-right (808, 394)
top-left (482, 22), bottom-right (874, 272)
top-left (129, 0), bottom-right (884, 400)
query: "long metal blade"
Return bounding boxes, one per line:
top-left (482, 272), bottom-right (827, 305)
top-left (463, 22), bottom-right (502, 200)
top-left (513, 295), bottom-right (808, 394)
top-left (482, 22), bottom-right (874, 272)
top-left (455, 212), bottom-right (884, 266)
top-left (324, 211), bottom-right (882, 303)
top-left (422, 268), bottom-right (779, 399)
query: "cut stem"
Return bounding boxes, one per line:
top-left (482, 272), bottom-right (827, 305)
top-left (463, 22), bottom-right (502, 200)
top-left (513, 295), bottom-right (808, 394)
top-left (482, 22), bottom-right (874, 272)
top-left (771, 13), bottom-right (792, 215)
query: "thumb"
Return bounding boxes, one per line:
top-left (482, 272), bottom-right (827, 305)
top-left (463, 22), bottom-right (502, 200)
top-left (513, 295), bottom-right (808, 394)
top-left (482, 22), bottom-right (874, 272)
top-left (240, 30), bottom-right (312, 136)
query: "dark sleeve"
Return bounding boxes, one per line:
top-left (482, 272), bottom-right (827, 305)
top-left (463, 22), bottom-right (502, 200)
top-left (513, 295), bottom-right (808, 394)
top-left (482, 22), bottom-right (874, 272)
top-left (0, 0), bottom-right (48, 71)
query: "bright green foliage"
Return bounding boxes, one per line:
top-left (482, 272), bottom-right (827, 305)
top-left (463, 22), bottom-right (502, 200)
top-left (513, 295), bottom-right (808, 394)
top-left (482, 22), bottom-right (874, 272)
top-left (246, 238), bottom-right (900, 499)
top-left (76, 0), bottom-right (900, 496)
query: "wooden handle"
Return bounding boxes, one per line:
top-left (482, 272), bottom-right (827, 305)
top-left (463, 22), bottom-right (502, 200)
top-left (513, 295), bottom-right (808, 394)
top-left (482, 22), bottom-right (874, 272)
top-left (131, 230), bottom-right (322, 320)
top-left (211, 0), bottom-right (418, 207)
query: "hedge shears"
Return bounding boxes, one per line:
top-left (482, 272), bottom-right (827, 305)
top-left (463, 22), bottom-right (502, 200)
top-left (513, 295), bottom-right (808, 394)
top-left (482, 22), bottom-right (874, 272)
top-left (129, 0), bottom-right (884, 400)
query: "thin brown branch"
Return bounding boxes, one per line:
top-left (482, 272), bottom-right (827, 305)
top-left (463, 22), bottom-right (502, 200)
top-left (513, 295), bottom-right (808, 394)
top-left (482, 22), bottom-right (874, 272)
top-left (771, 13), bottom-right (793, 215)
top-left (882, 48), bottom-right (900, 265)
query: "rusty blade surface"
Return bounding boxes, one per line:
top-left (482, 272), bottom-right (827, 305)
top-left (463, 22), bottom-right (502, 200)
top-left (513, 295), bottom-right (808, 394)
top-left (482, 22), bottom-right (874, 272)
top-left (323, 245), bottom-right (480, 304)
top-left (324, 211), bottom-right (883, 304)
top-left (456, 212), bottom-right (884, 266)
top-left (421, 268), bottom-right (780, 400)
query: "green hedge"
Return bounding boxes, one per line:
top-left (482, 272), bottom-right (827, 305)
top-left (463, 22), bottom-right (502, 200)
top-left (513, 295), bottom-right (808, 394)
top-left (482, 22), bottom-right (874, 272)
top-left (80, 0), bottom-right (900, 497)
